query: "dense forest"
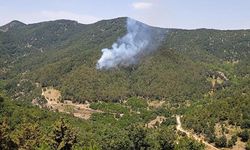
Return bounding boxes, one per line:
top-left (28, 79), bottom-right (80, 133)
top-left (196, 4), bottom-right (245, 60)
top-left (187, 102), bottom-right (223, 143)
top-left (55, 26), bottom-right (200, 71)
top-left (0, 17), bottom-right (250, 149)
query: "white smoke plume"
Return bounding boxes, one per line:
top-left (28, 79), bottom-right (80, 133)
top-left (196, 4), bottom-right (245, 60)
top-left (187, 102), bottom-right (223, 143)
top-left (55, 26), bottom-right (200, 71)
top-left (96, 18), bottom-right (165, 70)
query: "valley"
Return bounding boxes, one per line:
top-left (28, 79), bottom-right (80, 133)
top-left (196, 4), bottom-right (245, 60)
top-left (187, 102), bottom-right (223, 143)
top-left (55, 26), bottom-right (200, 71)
top-left (0, 17), bottom-right (249, 150)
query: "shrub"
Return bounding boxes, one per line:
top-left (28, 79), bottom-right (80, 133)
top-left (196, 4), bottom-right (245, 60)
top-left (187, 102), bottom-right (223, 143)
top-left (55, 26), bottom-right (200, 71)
top-left (215, 135), bottom-right (227, 148)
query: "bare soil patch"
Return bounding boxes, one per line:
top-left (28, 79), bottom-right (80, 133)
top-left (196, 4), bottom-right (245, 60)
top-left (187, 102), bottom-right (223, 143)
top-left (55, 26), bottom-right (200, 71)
top-left (147, 100), bottom-right (165, 108)
top-left (41, 87), bottom-right (101, 119)
top-left (146, 116), bottom-right (166, 128)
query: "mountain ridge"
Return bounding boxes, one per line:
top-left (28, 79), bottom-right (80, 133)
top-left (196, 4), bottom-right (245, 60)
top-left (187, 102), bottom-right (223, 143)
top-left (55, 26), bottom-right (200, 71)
top-left (0, 17), bottom-right (249, 150)
top-left (0, 17), bottom-right (249, 103)
top-left (2, 17), bottom-right (250, 31)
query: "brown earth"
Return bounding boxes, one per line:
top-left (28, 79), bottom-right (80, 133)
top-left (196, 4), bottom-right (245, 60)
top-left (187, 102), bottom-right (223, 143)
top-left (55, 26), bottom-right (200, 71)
top-left (146, 116), bottom-right (166, 128)
top-left (147, 100), bottom-right (165, 108)
top-left (41, 87), bottom-right (101, 119)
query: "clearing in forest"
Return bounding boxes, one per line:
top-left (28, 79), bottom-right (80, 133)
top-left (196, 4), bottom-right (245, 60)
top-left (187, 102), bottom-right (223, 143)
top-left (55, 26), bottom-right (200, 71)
top-left (41, 87), bottom-right (101, 119)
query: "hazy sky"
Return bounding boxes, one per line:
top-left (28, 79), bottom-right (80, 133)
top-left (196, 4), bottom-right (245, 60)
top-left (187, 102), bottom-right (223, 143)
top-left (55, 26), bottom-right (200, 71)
top-left (1, 0), bottom-right (250, 29)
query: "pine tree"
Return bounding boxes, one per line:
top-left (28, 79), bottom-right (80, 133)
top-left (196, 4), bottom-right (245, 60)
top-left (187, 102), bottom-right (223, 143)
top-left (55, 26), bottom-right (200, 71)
top-left (48, 118), bottom-right (77, 150)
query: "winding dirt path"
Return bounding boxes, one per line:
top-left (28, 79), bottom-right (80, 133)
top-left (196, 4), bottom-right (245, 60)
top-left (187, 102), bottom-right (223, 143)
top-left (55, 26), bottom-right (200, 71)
top-left (176, 115), bottom-right (220, 150)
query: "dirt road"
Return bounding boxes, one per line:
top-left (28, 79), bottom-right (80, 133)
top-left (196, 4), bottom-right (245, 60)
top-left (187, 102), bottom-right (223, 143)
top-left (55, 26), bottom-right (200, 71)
top-left (176, 115), bottom-right (220, 150)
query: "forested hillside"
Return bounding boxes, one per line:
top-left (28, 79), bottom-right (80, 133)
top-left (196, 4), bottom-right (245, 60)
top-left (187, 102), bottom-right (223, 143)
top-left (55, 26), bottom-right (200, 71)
top-left (0, 17), bottom-right (250, 149)
top-left (1, 17), bottom-right (249, 103)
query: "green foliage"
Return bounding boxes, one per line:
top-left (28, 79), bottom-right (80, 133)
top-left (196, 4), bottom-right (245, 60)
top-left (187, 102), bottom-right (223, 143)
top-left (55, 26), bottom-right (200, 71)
top-left (1, 18), bottom-right (249, 109)
top-left (174, 137), bottom-right (205, 150)
top-left (215, 135), bottom-right (227, 148)
top-left (182, 75), bottom-right (250, 140)
top-left (238, 129), bottom-right (249, 142)
top-left (0, 95), bottom-right (4, 112)
top-left (126, 124), bottom-right (150, 150)
top-left (11, 122), bottom-right (41, 150)
top-left (241, 120), bottom-right (250, 129)
top-left (0, 95), bottom-right (85, 150)
top-left (0, 17), bottom-right (250, 150)
top-left (227, 135), bottom-right (237, 147)
top-left (156, 127), bottom-right (176, 150)
top-left (246, 140), bottom-right (250, 150)
top-left (126, 97), bottom-right (148, 110)
top-left (99, 127), bottom-right (131, 150)
top-left (48, 118), bottom-right (77, 150)
top-left (0, 118), bottom-right (17, 150)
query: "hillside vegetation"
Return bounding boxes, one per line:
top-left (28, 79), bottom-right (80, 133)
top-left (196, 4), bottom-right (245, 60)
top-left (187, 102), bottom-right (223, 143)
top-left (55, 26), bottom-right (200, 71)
top-left (0, 17), bottom-right (250, 149)
top-left (1, 17), bottom-right (249, 103)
